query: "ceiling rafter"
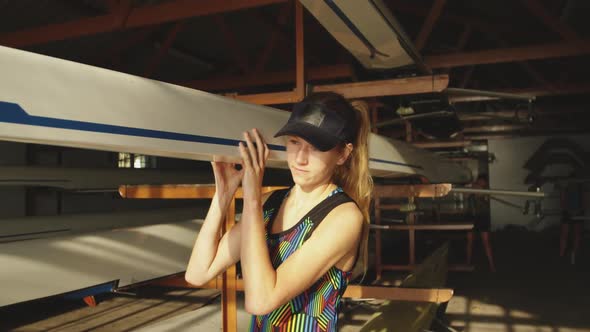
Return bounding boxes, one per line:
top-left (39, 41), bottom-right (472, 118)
top-left (448, 83), bottom-right (590, 102)
top-left (213, 16), bottom-right (251, 74)
top-left (452, 24), bottom-right (473, 88)
top-left (460, 66), bottom-right (475, 88)
top-left (0, 0), bottom-right (287, 48)
top-left (311, 75), bottom-right (449, 99)
top-left (480, 29), bottom-right (553, 89)
top-left (425, 40), bottom-right (590, 68)
top-left (143, 21), bottom-right (185, 78)
top-left (254, 0), bottom-right (293, 73)
top-left (387, 1), bottom-right (527, 36)
top-left (457, 107), bottom-right (589, 121)
top-left (226, 75), bottom-right (449, 105)
top-left (183, 64), bottom-right (353, 91)
top-left (414, 0), bottom-right (447, 51)
top-left (94, 26), bottom-right (158, 68)
top-left (520, 0), bottom-right (579, 41)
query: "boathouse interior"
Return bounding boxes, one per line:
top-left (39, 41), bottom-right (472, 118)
top-left (0, 1), bottom-right (589, 331)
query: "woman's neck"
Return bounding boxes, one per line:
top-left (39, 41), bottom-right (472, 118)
top-left (290, 182), bottom-right (337, 207)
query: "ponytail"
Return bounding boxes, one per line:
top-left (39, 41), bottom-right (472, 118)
top-left (333, 99), bottom-right (373, 277)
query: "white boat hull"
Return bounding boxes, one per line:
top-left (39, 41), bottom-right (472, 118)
top-left (0, 166), bottom-right (211, 189)
top-left (0, 45), bottom-right (470, 183)
top-left (0, 219), bottom-right (201, 307)
top-left (299, 0), bottom-right (418, 69)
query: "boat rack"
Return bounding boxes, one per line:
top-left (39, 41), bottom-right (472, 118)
top-left (119, 184), bottom-right (456, 332)
top-left (373, 184), bottom-right (475, 279)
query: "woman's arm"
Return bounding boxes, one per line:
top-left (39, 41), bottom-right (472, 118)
top-left (241, 201), bottom-right (363, 315)
top-left (185, 160), bottom-right (247, 286)
top-left (185, 191), bottom-right (240, 286)
top-left (185, 190), bottom-right (274, 286)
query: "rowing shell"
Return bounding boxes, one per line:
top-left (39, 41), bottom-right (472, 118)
top-left (0, 45), bottom-right (471, 183)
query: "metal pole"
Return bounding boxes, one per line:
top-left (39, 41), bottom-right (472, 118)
top-left (451, 187), bottom-right (545, 198)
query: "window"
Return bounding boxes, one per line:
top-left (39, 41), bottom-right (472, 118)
top-left (118, 153), bottom-right (155, 169)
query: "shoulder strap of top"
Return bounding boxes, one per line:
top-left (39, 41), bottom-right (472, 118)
top-left (303, 192), bottom-right (356, 242)
top-left (262, 188), bottom-right (290, 231)
top-left (263, 188), bottom-right (290, 212)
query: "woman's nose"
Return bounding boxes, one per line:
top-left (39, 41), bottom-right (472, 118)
top-left (295, 146), bottom-right (308, 164)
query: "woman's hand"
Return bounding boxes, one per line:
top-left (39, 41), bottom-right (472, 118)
top-left (239, 128), bottom-right (269, 203)
top-left (211, 161), bottom-right (244, 208)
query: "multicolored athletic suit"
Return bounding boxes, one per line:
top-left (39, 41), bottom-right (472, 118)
top-left (249, 187), bottom-right (355, 332)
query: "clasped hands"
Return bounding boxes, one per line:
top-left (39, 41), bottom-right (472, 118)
top-left (212, 128), bottom-right (269, 206)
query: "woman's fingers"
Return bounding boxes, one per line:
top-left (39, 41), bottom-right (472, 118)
top-left (243, 131), bottom-right (259, 169)
top-left (238, 141), bottom-right (251, 167)
top-left (253, 128), bottom-right (266, 167)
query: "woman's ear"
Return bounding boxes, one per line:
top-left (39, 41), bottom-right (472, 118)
top-left (337, 143), bottom-right (353, 165)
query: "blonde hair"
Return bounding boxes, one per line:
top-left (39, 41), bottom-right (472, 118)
top-left (294, 92), bottom-right (373, 277)
top-left (332, 99), bottom-right (373, 277)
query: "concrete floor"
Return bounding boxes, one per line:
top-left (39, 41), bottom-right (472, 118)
top-left (1, 227), bottom-right (588, 332)
top-left (442, 226), bottom-right (590, 332)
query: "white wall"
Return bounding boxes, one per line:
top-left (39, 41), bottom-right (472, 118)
top-left (488, 134), bottom-right (590, 230)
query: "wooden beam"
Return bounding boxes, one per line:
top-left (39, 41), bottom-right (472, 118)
top-left (449, 83), bottom-right (590, 102)
top-left (183, 64), bottom-right (353, 91)
top-left (144, 22), bottom-right (184, 77)
top-left (95, 26), bottom-right (157, 68)
top-left (230, 90), bottom-right (301, 105)
top-left (254, 1), bottom-right (292, 73)
top-left (412, 140), bottom-right (472, 148)
top-left (344, 285), bottom-right (453, 303)
top-left (155, 275), bottom-right (454, 303)
top-left (465, 128), bottom-right (590, 140)
top-left (463, 124), bottom-right (527, 133)
top-left (456, 25), bottom-right (472, 50)
top-left (374, 184), bottom-right (452, 198)
top-left (371, 223), bottom-right (474, 231)
top-left (479, 28), bottom-right (553, 89)
top-left (294, 0), bottom-right (305, 101)
top-left (228, 75), bottom-right (449, 105)
top-left (520, 0), bottom-right (579, 41)
top-left (454, 25), bottom-right (474, 88)
top-left (405, 121), bottom-right (413, 142)
top-left (414, 0), bottom-right (447, 51)
top-left (222, 199), bottom-right (237, 332)
top-left (214, 16), bottom-right (251, 74)
top-left (425, 40), bottom-right (590, 68)
top-left (312, 75), bottom-right (449, 99)
top-left (388, 0), bottom-right (528, 37)
top-left (0, 0), bottom-right (287, 47)
top-left (375, 203), bottom-right (416, 211)
top-left (508, 84), bottom-right (590, 97)
top-left (119, 185), bottom-right (287, 199)
top-left (382, 264), bottom-right (474, 272)
top-left (407, 198), bottom-right (416, 265)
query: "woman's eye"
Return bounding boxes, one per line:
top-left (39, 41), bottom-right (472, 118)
top-left (289, 139), bottom-right (299, 145)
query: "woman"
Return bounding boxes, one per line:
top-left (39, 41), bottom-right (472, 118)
top-left (185, 92), bottom-right (373, 331)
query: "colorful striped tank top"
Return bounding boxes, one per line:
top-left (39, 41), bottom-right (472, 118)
top-left (249, 187), bottom-right (354, 332)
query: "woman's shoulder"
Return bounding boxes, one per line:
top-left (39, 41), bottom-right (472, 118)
top-left (324, 198), bottom-right (363, 226)
top-left (310, 199), bottom-right (363, 243)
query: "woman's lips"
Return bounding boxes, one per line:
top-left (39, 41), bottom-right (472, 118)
top-left (292, 167), bottom-right (308, 173)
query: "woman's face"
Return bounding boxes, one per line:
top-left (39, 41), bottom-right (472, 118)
top-left (285, 135), bottom-right (350, 188)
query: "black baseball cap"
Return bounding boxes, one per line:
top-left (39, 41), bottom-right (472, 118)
top-left (274, 101), bottom-right (357, 151)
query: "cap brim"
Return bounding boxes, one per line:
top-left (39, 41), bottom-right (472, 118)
top-left (274, 123), bottom-right (341, 152)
